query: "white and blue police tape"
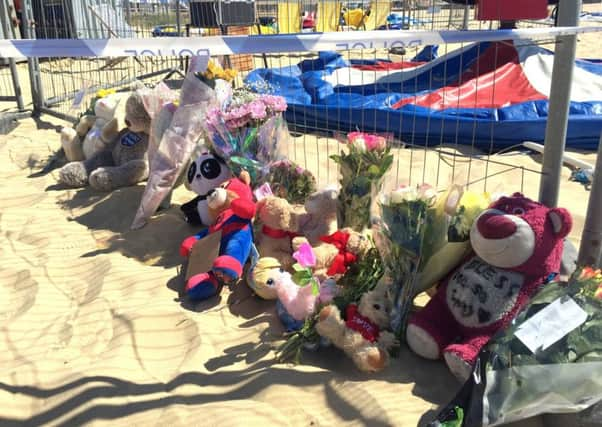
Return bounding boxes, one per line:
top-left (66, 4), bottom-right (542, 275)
top-left (0, 26), bottom-right (600, 58)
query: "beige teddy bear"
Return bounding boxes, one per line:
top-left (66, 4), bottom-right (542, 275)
top-left (299, 187), bottom-right (339, 245)
top-left (255, 196), bottom-right (306, 271)
top-left (60, 93), bottom-right (121, 162)
top-left (292, 228), bottom-right (371, 281)
top-left (58, 91), bottom-right (152, 192)
top-left (316, 280), bottom-right (398, 372)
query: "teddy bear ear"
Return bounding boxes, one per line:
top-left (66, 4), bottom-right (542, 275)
top-left (511, 192), bottom-right (524, 198)
top-left (548, 207), bottom-right (572, 238)
top-left (239, 170), bottom-right (251, 186)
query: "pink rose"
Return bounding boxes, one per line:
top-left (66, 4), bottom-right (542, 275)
top-left (347, 131), bottom-right (364, 142)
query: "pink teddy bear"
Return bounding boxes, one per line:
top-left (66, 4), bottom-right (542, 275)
top-left (406, 193), bottom-right (572, 380)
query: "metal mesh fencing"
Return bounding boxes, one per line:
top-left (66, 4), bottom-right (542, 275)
top-left (13, 0), bottom-right (602, 200)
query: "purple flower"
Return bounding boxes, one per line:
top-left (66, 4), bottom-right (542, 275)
top-left (248, 99), bottom-right (267, 120)
top-left (293, 242), bottom-right (316, 267)
top-left (261, 95), bottom-right (287, 113)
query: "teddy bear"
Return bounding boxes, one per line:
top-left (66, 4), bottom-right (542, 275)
top-left (292, 228), bottom-right (372, 281)
top-left (60, 93), bottom-right (121, 162)
top-left (406, 193), bottom-right (572, 381)
top-left (58, 91), bottom-right (152, 191)
top-left (180, 151), bottom-right (233, 226)
top-left (299, 187), bottom-right (339, 245)
top-left (316, 280), bottom-right (398, 372)
top-left (255, 196), bottom-right (307, 271)
top-left (180, 171), bottom-right (256, 301)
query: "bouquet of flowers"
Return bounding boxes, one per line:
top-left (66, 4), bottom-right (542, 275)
top-left (416, 186), bottom-right (492, 295)
top-left (195, 59), bottom-right (237, 89)
top-left (372, 184), bottom-right (438, 340)
top-left (204, 86), bottom-right (289, 185)
top-left (131, 59), bottom-right (218, 230)
top-left (433, 266), bottom-right (602, 427)
top-left (266, 159), bottom-right (317, 204)
top-left (331, 132), bottom-right (394, 231)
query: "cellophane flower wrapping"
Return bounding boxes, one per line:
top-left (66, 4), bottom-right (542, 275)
top-left (331, 132), bottom-right (394, 232)
top-left (138, 82), bottom-right (179, 166)
top-left (131, 71), bottom-right (217, 230)
top-left (204, 87), bottom-right (290, 186)
top-left (371, 184), bottom-right (438, 340)
top-left (416, 187), bottom-right (492, 295)
top-left (433, 267), bottom-right (602, 427)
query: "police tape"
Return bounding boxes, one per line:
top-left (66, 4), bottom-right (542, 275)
top-left (0, 26), bottom-right (600, 59)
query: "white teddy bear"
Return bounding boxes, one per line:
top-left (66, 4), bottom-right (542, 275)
top-left (60, 93), bottom-right (120, 162)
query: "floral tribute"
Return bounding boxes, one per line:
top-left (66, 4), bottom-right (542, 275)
top-left (330, 132), bottom-right (394, 232)
top-left (204, 86), bottom-right (289, 184)
top-left (372, 184), bottom-right (438, 339)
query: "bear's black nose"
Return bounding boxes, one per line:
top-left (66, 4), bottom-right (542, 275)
top-left (207, 189), bottom-right (216, 197)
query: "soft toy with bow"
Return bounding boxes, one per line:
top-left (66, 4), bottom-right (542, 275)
top-left (292, 228), bottom-right (372, 281)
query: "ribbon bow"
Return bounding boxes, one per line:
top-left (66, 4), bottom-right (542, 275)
top-left (320, 230), bottom-right (357, 276)
top-left (262, 225), bottom-right (300, 240)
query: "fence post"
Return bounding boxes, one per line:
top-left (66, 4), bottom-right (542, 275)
top-left (578, 133), bottom-right (602, 268)
top-left (538, 0), bottom-right (582, 208)
top-left (0, 0), bottom-right (25, 111)
top-left (21, 0), bottom-right (43, 114)
top-left (176, 0), bottom-right (181, 35)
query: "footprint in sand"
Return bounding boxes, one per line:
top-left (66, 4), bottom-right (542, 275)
top-left (46, 256), bottom-right (112, 305)
top-left (0, 211), bottom-right (98, 259)
top-left (49, 297), bottom-right (114, 363)
top-left (0, 173), bottom-right (48, 209)
top-left (112, 309), bottom-right (201, 383)
top-left (0, 269), bottom-right (38, 323)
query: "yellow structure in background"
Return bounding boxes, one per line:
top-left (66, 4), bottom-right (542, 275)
top-left (363, 0), bottom-right (391, 30)
top-left (251, 1), bottom-right (301, 34)
top-left (316, 1), bottom-right (341, 32)
top-left (249, 1), bottom-right (391, 35)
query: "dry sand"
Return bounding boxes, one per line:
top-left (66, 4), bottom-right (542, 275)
top-left (0, 114), bottom-right (596, 426)
top-left (1, 4), bottom-right (602, 426)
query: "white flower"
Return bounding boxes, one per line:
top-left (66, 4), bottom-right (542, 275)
top-left (390, 186), bottom-right (416, 204)
top-left (351, 136), bottom-right (366, 152)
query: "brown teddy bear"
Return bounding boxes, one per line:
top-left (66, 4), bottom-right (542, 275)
top-left (255, 196), bottom-right (306, 271)
top-left (316, 280), bottom-right (398, 372)
top-left (58, 90), bottom-right (152, 192)
top-left (292, 228), bottom-right (372, 281)
top-left (299, 187), bottom-right (339, 245)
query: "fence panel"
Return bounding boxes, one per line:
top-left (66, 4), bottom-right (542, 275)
top-left (0, 0), bottom-right (27, 133)
top-left (17, 1), bottom-right (601, 215)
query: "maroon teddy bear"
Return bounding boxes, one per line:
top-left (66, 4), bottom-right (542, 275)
top-left (406, 193), bottom-right (572, 380)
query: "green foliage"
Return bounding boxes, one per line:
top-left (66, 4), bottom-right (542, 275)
top-left (331, 144), bottom-right (394, 231)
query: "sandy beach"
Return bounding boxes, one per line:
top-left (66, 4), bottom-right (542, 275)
top-left (1, 4), bottom-right (602, 426)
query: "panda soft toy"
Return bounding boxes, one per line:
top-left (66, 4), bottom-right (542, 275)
top-left (181, 152), bottom-right (232, 226)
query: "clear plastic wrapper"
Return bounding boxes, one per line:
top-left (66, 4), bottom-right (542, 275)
top-left (331, 132), bottom-right (394, 232)
top-left (371, 184), bottom-right (491, 340)
top-left (432, 267), bottom-right (602, 426)
top-left (131, 73), bottom-right (216, 230)
top-left (204, 89), bottom-right (290, 186)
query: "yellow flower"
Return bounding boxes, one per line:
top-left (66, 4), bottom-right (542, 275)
top-left (595, 284), bottom-right (602, 300)
top-left (224, 69), bottom-right (238, 81)
top-left (95, 88), bottom-right (116, 99)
